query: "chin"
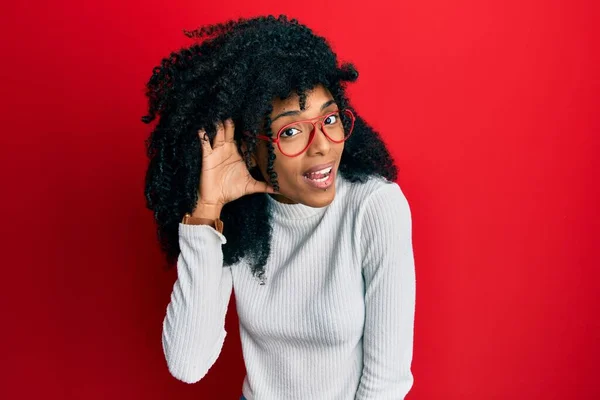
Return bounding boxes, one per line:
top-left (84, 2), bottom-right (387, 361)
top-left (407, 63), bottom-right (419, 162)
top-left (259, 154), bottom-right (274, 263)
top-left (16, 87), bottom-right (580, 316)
top-left (303, 190), bottom-right (336, 208)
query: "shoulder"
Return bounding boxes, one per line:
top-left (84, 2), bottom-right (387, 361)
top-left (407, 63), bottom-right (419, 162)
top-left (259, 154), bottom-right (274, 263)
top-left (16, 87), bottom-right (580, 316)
top-left (338, 174), bottom-right (412, 238)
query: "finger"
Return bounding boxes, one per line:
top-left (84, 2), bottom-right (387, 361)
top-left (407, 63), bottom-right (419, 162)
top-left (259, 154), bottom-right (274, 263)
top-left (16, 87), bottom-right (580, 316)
top-left (213, 121), bottom-right (226, 148)
top-left (198, 129), bottom-right (212, 156)
top-left (224, 118), bottom-right (235, 143)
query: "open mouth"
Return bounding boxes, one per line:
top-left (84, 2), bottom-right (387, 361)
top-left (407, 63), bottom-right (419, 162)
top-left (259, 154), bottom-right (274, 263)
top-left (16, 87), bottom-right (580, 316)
top-left (303, 166), bottom-right (333, 182)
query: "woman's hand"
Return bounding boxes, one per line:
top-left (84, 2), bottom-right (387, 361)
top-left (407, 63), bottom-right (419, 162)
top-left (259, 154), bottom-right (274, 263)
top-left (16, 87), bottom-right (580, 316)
top-left (194, 119), bottom-right (275, 218)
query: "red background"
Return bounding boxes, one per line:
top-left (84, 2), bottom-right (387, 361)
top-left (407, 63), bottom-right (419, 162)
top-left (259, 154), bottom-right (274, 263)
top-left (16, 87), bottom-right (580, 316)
top-left (1, 0), bottom-right (598, 399)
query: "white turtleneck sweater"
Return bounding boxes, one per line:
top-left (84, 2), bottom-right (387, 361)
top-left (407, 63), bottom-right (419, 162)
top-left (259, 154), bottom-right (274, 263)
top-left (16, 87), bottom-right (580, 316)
top-left (162, 173), bottom-right (416, 399)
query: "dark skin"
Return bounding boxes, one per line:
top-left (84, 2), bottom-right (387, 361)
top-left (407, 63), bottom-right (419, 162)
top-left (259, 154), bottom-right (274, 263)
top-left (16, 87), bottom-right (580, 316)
top-left (192, 84), bottom-right (344, 221)
top-left (248, 84), bottom-right (345, 207)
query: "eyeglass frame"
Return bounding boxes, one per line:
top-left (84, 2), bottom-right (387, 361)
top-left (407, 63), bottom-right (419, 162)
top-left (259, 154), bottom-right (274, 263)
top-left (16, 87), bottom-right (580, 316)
top-left (243, 108), bottom-right (356, 158)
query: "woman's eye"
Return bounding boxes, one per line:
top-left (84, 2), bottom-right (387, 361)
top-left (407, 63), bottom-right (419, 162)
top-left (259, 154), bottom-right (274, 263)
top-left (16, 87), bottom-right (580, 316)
top-left (324, 114), bottom-right (339, 125)
top-left (280, 127), bottom-right (301, 138)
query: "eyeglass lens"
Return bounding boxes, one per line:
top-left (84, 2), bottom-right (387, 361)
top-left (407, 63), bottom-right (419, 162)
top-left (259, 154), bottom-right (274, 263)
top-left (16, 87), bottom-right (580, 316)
top-left (277, 110), bottom-right (354, 156)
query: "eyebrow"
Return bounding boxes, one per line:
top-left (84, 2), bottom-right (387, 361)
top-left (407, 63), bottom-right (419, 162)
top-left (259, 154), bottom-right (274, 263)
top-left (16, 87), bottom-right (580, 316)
top-left (271, 99), bottom-right (337, 123)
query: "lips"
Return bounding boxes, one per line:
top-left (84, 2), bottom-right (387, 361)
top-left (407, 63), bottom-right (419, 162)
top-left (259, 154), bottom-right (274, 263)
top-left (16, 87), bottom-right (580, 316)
top-left (303, 165), bottom-right (336, 189)
top-left (303, 161), bottom-right (335, 176)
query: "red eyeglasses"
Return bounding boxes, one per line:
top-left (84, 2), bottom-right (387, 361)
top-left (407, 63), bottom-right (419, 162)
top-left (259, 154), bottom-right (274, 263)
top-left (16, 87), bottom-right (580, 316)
top-left (244, 109), bottom-right (355, 157)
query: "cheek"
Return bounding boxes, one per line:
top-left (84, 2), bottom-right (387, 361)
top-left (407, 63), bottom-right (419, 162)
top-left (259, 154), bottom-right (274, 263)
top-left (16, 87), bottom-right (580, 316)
top-left (257, 151), bottom-right (302, 185)
top-left (277, 160), bottom-right (302, 181)
top-left (254, 144), bottom-right (293, 180)
top-left (255, 142), bottom-right (344, 185)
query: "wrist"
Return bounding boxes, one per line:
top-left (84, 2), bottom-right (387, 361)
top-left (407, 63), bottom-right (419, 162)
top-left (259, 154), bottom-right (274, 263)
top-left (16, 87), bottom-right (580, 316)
top-left (192, 202), bottom-right (223, 220)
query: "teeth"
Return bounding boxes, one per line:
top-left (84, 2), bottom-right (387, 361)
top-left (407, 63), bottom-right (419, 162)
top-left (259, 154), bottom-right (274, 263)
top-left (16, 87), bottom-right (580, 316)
top-left (306, 166), bottom-right (332, 175)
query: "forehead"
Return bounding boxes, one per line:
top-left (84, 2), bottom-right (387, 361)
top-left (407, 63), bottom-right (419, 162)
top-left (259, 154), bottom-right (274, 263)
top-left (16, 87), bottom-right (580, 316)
top-left (271, 85), bottom-right (334, 113)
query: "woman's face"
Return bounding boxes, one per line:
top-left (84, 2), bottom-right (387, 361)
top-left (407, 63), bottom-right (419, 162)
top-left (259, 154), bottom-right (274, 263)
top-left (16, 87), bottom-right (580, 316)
top-left (252, 84), bottom-right (345, 207)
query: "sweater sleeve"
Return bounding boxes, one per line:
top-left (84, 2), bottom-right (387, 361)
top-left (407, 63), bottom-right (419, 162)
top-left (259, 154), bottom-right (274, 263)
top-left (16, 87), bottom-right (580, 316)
top-left (355, 182), bottom-right (416, 399)
top-left (161, 223), bottom-right (233, 384)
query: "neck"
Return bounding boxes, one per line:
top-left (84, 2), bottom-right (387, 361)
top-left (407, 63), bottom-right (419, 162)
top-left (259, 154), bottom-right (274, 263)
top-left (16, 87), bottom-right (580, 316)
top-left (268, 193), bottom-right (298, 204)
top-left (265, 174), bottom-right (345, 220)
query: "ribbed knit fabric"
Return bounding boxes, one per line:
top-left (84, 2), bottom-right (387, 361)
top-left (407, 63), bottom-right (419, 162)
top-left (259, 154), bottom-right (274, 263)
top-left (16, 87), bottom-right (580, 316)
top-left (162, 173), bottom-right (416, 399)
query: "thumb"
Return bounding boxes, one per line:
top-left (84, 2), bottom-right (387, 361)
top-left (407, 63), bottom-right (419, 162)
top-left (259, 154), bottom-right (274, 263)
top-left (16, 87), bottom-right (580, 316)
top-left (247, 178), bottom-right (278, 195)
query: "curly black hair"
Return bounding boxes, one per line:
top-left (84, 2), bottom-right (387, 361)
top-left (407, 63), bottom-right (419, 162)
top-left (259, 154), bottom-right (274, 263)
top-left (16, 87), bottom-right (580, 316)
top-left (142, 15), bottom-right (397, 283)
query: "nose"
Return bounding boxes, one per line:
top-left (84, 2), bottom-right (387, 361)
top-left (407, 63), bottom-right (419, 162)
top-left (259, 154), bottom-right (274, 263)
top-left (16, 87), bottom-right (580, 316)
top-left (305, 123), bottom-right (331, 156)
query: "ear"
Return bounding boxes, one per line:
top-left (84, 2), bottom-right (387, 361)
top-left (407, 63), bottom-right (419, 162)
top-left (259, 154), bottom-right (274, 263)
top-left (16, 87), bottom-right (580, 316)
top-left (241, 141), bottom-right (258, 168)
top-left (249, 153), bottom-right (258, 168)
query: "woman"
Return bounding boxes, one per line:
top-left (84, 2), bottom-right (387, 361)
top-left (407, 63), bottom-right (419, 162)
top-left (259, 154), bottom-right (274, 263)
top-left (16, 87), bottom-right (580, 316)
top-left (142, 15), bottom-right (416, 400)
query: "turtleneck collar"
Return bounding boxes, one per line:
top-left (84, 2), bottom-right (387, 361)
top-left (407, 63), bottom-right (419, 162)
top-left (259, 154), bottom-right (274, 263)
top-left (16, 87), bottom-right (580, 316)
top-left (266, 173), bottom-right (343, 220)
